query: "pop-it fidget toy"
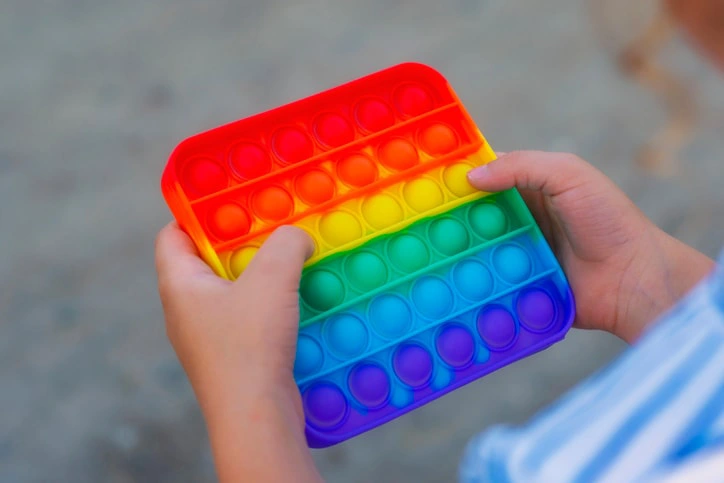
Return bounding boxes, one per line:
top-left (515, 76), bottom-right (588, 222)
top-left (161, 63), bottom-right (575, 448)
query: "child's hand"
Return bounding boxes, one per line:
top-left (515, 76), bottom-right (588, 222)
top-left (468, 151), bottom-right (714, 342)
top-left (155, 224), bottom-right (322, 482)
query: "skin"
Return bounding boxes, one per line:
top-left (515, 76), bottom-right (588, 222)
top-left (155, 152), bottom-right (715, 482)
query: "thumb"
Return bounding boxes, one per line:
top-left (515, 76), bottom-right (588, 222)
top-left (467, 151), bottom-right (599, 196)
top-left (238, 226), bottom-right (314, 293)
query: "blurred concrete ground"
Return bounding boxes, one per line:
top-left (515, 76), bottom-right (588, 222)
top-left (1, 0), bottom-right (722, 482)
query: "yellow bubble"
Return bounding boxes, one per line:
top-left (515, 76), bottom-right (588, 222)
top-left (402, 178), bottom-right (444, 213)
top-left (318, 211), bottom-right (363, 247)
top-left (361, 194), bottom-right (404, 229)
top-left (443, 163), bottom-right (476, 198)
top-left (229, 246), bottom-right (259, 277)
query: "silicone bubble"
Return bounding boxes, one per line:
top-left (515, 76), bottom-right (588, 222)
top-left (428, 218), bottom-right (469, 256)
top-left (295, 169), bottom-right (336, 206)
top-left (323, 314), bottom-right (369, 358)
top-left (493, 244), bottom-right (532, 284)
top-left (355, 97), bottom-right (395, 132)
top-left (452, 259), bottom-right (494, 301)
top-left (368, 294), bottom-right (413, 339)
top-left (411, 276), bottom-right (454, 320)
top-left (403, 178), bottom-right (444, 214)
top-left (348, 363), bottom-right (390, 409)
top-left (229, 143), bottom-right (271, 180)
top-left (318, 211), bottom-right (363, 246)
top-left (252, 186), bottom-right (294, 221)
top-left (419, 124), bottom-right (459, 155)
top-left (393, 343), bottom-right (433, 388)
top-left (337, 154), bottom-right (378, 187)
top-left (469, 203), bottom-right (507, 240)
top-left (300, 269), bottom-right (345, 312)
top-left (182, 158), bottom-right (228, 196)
top-left (378, 138), bottom-right (419, 171)
top-left (361, 194), bottom-right (404, 229)
top-left (477, 305), bottom-right (517, 350)
top-left (386, 234), bottom-right (430, 273)
top-left (436, 324), bottom-right (475, 369)
top-left (393, 83), bottom-right (434, 117)
top-left (207, 203), bottom-right (251, 240)
top-left (344, 251), bottom-right (388, 292)
top-left (272, 127), bottom-right (314, 165)
top-left (304, 383), bottom-right (348, 429)
top-left (517, 288), bottom-right (556, 332)
top-left (443, 163), bottom-right (476, 197)
top-left (314, 113), bottom-right (354, 148)
top-left (294, 335), bottom-right (324, 378)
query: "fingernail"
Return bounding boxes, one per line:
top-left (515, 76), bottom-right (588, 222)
top-left (467, 164), bottom-right (489, 182)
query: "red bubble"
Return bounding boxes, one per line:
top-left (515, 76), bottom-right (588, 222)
top-left (393, 83), bottom-right (434, 117)
top-left (272, 127), bottom-right (314, 164)
top-left (229, 143), bottom-right (271, 180)
top-left (354, 98), bottom-right (394, 132)
top-left (314, 113), bottom-right (354, 148)
top-left (182, 158), bottom-right (228, 196)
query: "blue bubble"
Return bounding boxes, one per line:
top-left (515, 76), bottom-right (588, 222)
top-left (493, 244), bottom-right (532, 284)
top-left (323, 314), bottom-right (369, 358)
top-left (294, 335), bottom-right (324, 378)
top-left (453, 259), bottom-right (494, 301)
top-left (411, 276), bottom-right (454, 320)
top-left (368, 295), bottom-right (413, 339)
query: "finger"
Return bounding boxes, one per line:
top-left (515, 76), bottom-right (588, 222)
top-left (467, 151), bottom-right (599, 196)
top-left (155, 222), bottom-right (215, 283)
top-left (239, 226), bottom-right (314, 292)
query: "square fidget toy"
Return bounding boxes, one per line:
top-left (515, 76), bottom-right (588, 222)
top-left (161, 63), bottom-right (575, 448)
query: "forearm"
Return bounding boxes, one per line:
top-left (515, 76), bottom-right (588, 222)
top-left (202, 383), bottom-right (323, 483)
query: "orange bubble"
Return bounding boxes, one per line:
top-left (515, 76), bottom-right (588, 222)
top-left (295, 169), bottom-right (336, 206)
top-left (252, 186), bottom-right (294, 221)
top-left (419, 124), bottom-right (459, 155)
top-left (272, 127), bottom-right (314, 165)
top-left (208, 203), bottom-right (251, 239)
top-left (355, 98), bottom-right (394, 132)
top-left (182, 158), bottom-right (228, 197)
top-left (337, 154), bottom-right (378, 187)
top-left (314, 113), bottom-right (354, 147)
top-left (378, 139), bottom-right (419, 171)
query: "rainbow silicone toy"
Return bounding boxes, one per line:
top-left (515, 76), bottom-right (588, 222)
top-left (161, 63), bottom-right (575, 448)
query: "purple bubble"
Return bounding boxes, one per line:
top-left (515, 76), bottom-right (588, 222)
top-left (303, 383), bottom-right (349, 430)
top-left (436, 324), bottom-right (475, 368)
top-left (517, 289), bottom-right (556, 332)
top-left (477, 306), bottom-right (517, 350)
top-left (348, 363), bottom-right (391, 409)
top-left (393, 344), bottom-right (433, 388)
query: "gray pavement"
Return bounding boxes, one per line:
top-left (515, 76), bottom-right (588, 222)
top-left (1, 1), bottom-right (722, 482)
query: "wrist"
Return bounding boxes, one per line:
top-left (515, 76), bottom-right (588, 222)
top-left (201, 380), bottom-right (320, 482)
top-left (614, 227), bottom-right (714, 343)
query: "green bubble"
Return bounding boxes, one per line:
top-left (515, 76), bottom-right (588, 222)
top-left (300, 269), bottom-right (345, 312)
top-left (386, 234), bottom-right (430, 273)
top-left (344, 251), bottom-right (388, 292)
top-left (428, 218), bottom-right (469, 256)
top-left (469, 203), bottom-right (507, 240)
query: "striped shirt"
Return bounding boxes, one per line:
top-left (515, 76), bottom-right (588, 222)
top-left (460, 249), bottom-right (724, 483)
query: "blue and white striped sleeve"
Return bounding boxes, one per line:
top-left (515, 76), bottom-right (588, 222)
top-left (460, 249), bottom-right (724, 483)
